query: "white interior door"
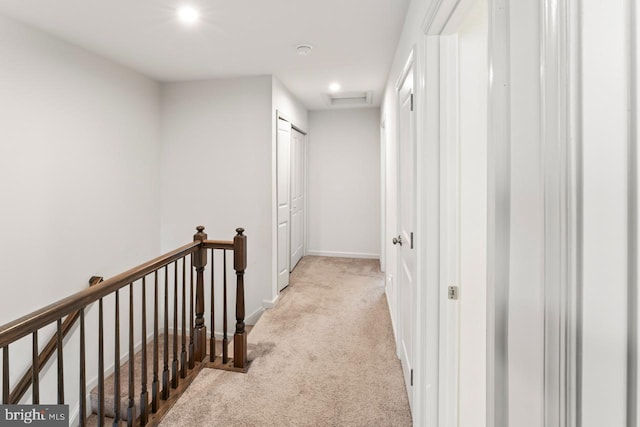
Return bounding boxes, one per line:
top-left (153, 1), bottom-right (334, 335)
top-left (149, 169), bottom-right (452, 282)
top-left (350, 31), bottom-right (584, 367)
top-left (277, 118), bottom-right (291, 292)
top-left (290, 129), bottom-right (305, 270)
top-left (396, 65), bottom-right (416, 409)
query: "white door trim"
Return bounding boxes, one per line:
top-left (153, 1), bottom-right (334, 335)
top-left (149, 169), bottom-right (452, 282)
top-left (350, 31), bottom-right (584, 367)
top-left (628, 0), bottom-right (639, 424)
top-left (438, 32), bottom-right (460, 427)
top-left (567, 2), bottom-right (581, 424)
top-left (381, 119), bottom-right (387, 273)
top-left (541, 0), bottom-right (578, 425)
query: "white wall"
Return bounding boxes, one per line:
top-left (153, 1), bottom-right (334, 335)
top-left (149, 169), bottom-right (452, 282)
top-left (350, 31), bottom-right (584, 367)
top-left (272, 77), bottom-right (309, 132)
top-left (160, 76), bottom-right (273, 329)
top-left (0, 13), bottom-right (160, 418)
top-left (307, 108), bottom-right (381, 259)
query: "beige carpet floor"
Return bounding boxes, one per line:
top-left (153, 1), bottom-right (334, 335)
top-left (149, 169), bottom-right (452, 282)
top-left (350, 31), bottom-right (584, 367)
top-left (159, 256), bottom-right (412, 427)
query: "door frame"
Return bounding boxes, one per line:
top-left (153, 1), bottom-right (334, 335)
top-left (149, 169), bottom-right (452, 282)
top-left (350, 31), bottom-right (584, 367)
top-left (423, 1), bottom-right (504, 426)
top-left (413, 0), bottom-right (580, 426)
top-left (412, 1), bottom-right (481, 426)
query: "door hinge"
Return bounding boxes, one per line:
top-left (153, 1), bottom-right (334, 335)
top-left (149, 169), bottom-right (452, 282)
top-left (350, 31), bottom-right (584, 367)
top-left (410, 369), bottom-right (414, 386)
top-left (410, 232), bottom-right (414, 249)
top-left (448, 285), bottom-right (459, 300)
top-left (410, 93), bottom-right (414, 111)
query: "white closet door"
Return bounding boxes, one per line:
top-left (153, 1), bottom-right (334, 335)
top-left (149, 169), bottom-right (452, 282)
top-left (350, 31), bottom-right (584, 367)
top-left (277, 118), bottom-right (291, 291)
top-left (290, 129), bottom-right (305, 270)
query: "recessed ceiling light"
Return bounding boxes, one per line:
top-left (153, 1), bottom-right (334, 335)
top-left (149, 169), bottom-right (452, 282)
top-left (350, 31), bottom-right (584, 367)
top-left (177, 6), bottom-right (200, 24)
top-left (296, 44), bottom-right (313, 56)
top-left (329, 82), bottom-right (341, 92)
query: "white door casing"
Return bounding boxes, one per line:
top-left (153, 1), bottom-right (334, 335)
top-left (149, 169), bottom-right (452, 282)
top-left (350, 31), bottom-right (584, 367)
top-left (457, 2), bottom-right (490, 426)
top-left (277, 118), bottom-right (291, 292)
top-left (396, 61), bottom-right (416, 410)
top-left (580, 0), bottom-right (632, 425)
top-left (439, 32), bottom-right (461, 427)
top-left (290, 128), bottom-right (305, 270)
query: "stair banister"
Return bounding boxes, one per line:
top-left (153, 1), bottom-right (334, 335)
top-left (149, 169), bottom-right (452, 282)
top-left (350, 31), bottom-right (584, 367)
top-left (233, 228), bottom-right (247, 370)
top-left (192, 226), bottom-right (207, 363)
top-left (0, 226), bottom-right (249, 426)
top-left (0, 241), bottom-right (200, 348)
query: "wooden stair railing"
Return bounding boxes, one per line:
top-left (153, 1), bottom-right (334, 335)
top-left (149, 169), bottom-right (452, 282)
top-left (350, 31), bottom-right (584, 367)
top-left (8, 276), bottom-right (104, 404)
top-left (0, 226), bottom-right (248, 427)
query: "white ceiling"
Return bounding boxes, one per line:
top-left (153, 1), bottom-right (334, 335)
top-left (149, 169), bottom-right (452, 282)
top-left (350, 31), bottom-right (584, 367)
top-left (0, 0), bottom-right (410, 110)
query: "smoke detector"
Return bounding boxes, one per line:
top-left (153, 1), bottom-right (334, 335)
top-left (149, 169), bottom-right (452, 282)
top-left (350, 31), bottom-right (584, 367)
top-left (296, 44), bottom-right (313, 56)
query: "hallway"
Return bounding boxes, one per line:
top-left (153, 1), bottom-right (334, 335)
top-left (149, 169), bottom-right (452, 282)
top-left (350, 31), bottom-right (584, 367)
top-left (160, 256), bottom-right (411, 426)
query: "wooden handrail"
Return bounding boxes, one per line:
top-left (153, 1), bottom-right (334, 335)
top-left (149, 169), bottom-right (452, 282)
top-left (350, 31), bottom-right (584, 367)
top-left (8, 276), bottom-right (104, 404)
top-left (202, 240), bottom-right (234, 250)
top-left (0, 241), bottom-right (200, 348)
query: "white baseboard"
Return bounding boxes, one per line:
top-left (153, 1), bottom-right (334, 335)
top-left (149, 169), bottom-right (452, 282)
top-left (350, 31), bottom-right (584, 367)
top-left (262, 295), bottom-right (279, 309)
top-left (306, 250), bottom-right (380, 260)
top-left (385, 287), bottom-right (397, 342)
top-left (245, 306), bottom-right (264, 325)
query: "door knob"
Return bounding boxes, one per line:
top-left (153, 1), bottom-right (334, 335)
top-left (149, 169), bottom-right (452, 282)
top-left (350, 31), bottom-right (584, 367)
top-left (392, 235), bottom-right (403, 246)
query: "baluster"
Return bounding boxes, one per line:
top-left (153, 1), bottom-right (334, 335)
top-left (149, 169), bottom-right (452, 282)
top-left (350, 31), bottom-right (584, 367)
top-left (140, 277), bottom-right (148, 425)
top-left (180, 257), bottom-right (187, 378)
top-left (79, 308), bottom-right (86, 427)
top-left (222, 250), bottom-right (228, 364)
top-left (189, 254), bottom-right (194, 369)
top-left (152, 271), bottom-right (159, 413)
top-left (114, 291), bottom-right (121, 427)
top-left (162, 266), bottom-right (170, 399)
top-left (233, 228), bottom-right (248, 369)
top-left (172, 261), bottom-right (178, 388)
top-left (193, 226), bottom-right (208, 363)
top-left (127, 284), bottom-right (136, 426)
top-left (57, 319), bottom-right (64, 404)
top-left (210, 249), bottom-right (215, 363)
top-left (32, 331), bottom-right (39, 404)
top-left (98, 298), bottom-right (105, 426)
top-left (3, 346), bottom-right (9, 404)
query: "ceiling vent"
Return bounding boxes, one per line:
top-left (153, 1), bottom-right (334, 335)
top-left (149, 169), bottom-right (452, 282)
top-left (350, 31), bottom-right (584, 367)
top-left (323, 91), bottom-right (373, 107)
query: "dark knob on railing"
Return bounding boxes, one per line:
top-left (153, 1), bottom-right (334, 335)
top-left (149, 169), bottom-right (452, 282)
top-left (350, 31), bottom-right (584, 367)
top-left (236, 228), bottom-right (245, 236)
top-left (392, 235), bottom-right (403, 246)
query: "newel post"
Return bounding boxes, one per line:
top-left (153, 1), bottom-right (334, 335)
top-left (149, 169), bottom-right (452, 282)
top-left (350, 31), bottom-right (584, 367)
top-left (193, 226), bottom-right (208, 362)
top-left (233, 228), bottom-right (248, 370)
